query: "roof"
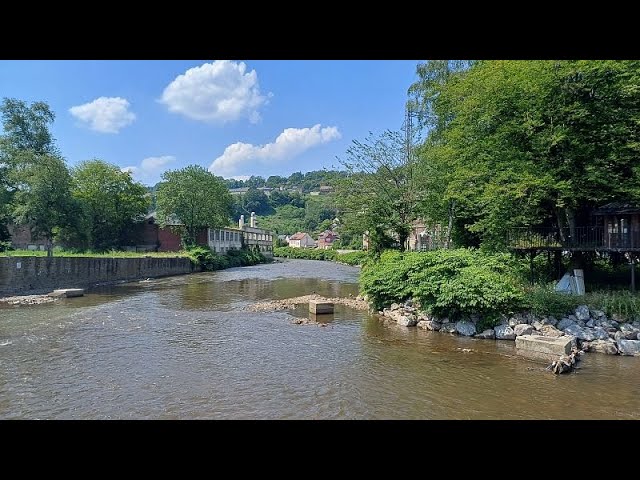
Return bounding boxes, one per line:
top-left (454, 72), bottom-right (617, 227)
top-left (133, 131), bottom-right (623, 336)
top-left (318, 230), bottom-right (339, 239)
top-left (289, 232), bottom-right (309, 240)
top-left (593, 202), bottom-right (640, 215)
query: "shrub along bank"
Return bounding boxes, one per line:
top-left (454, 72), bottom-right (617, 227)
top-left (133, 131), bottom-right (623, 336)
top-left (186, 247), bottom-right (268, 271)
top-left (361, 249), bottom-right (640, 356)
top-left (273, 247), bottom-right (369, 266)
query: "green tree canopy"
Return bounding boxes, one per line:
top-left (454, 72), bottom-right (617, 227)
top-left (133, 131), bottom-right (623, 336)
top-left (0, 97), bottom-right (57, 156)
top-left (336, 130), bottom-right (418, 252)
top-left (410, 60), bottom-right (640, 249)
top-left (156, 165), bottom-right (232, 246)
top-left (72, 159), bottom-right (150, 251)
top-left (10, 155), bottom-right (79, 256)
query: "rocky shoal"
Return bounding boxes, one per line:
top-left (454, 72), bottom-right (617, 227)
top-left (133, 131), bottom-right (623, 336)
top-left (378, 301), bottom-right (640, 357)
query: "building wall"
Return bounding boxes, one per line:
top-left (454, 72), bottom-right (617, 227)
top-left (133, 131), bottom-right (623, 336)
top-left (242, 225), bottom-right (274, 257)
top-left (208, 227), bottom-right (243, 253)
top-left (0, 256), bottom-right (193, 296)
top-left (7, 224), bottom-right (48, 250)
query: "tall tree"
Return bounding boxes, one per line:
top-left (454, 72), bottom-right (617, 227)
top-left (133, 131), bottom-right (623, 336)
top-left (72, 159), bottom-right (150, 250)
top-left (10, 155), bottom-right (78, 256)
top-left (156, 165), bottom-right (232, 246)
top-left (411, 60), bottom-right (640, 249)
top-left (336, 130), bottom-right (418, 252)
top-left (0, 98), bottom-right (57, 157)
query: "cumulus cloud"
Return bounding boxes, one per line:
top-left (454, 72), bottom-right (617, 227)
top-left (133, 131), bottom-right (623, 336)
top-left (160, 60), bottom-right (270, 124)
top-left (209, 124), bottom-right (341, 177)
top-left (69, 97), bottom-right (136, 133)
top-left (122, 155), bottom-right (175, 185)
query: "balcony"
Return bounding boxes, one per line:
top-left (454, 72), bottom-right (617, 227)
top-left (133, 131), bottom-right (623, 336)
top-left (507, 226), bottom-right (640, 251)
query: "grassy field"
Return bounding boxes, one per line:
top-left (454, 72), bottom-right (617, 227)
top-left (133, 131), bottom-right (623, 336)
top-left (0, 249), bottom-right (190, 258)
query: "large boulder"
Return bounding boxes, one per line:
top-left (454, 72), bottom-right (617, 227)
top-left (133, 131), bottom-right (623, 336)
top-left (475, 329), bottom-right (495, 339)
top-left (563, 324), bottom-right (596, 341)
top-left (545, 316), bottom-right (558, 327)
top-left (585, 318), bottom-right (595, 328)
top-left (575, 305), bottom-right (590, 321)
top-left (514, 324), bottom-right (534, 336)
top-left (455, 320), bottom-right (476, 337)
top-left (620, 323), bottom-right (639, 340)
top-left (592, 326), bottom-right (610, 341)
top-left (557, 318), bottom-right (575, 331)
top-left (397, 315), bottom-right (418, 327)
top-left (590, 339), bottom-right (619, 355)
top-left (495, 325), bottom-right (516, 340)
top-left (417, 320), bottom-right (441, 331)
top-left (539, 325), bottom-right (564, 338)
top-left (614, 331), bottom-right (626, 343)
top-left (390, 303), bottom-right (401, 311)
top-left (532, 320), bottom-right (544, 331)
top-left (591, 309), bottom-right (605, 319)
top-left (440, 323), bottom-right (457, 334)
top-left (616, 339), bottom-right (640, 356)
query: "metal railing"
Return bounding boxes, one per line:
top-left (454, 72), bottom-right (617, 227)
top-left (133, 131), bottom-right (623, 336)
top-left (507, 226), bottom-right (640, 250)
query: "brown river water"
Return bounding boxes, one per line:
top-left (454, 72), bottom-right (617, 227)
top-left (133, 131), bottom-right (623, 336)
top-left (1, 259), bottom-right (639, 419)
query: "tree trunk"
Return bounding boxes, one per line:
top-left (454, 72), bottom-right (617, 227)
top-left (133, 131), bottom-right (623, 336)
top-left (446, 200), bottom-right (455, 249)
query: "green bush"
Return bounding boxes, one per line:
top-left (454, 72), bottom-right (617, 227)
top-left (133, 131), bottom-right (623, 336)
top-left (360, 249), bottom-right (526, 319)
top-left (273, 246), bottom-right (369, 265)
top-left (523, 284), bottom-right (582, 318)
top-left (273, 246), bottom-right (338, 261)
top-left (186, 246), bottom-right (267, 271)
top-left (584, 290), bottom-right (640, 321)
top-left (336, 251), bottom-right (369, 266)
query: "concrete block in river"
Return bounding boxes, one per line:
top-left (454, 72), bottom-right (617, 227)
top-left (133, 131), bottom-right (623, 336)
top-left (309, 300), bottom-right (334, 314)
top-left (49, 288), bottom-right (84, 298)
top-left (516, 335), bottom-right (575, 362)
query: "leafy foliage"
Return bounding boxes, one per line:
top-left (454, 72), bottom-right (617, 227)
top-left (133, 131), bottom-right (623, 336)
top-left (71, 159), bottom-right (150, 251)
top-left (335, 130), bottom-right (418, 253)
top-left (273, 246), bottom-right (369, 265)
top-left (156, 165), bottom-right (232, 246)
top-left (523, 284), bottom-right (582, 318)
top-left (410, 60), bottom-right (640, 249)
top-left (360, 249), bottom-right (526, 318)
top-left (185, 246), bottom-right (267, 271)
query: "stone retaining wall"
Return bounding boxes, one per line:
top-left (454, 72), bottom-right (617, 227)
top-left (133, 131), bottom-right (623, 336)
top-left (0, 256), bottom-right (193, 296)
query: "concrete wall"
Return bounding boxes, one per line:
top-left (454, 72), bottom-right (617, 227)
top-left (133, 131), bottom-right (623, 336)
top-left (0, 256), bottom-right (193, 296)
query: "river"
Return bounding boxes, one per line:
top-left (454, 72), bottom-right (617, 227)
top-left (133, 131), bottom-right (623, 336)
top-left (1, 259), bottom-right (639, 419)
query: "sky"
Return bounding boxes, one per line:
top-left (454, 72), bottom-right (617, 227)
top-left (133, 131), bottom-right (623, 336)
top-left (0, 60), bottom-right (420, 186)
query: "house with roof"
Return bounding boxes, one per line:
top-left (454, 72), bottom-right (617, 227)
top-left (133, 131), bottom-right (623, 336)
top-left (288, 232), bottom-right (316, 248)
top-left (317, 230), bottom-right (339, 250)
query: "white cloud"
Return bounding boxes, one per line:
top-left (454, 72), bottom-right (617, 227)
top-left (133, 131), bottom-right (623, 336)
top-left (229, 175), bottom-right (251, 181)
top-left (122, 155), bottom-right (175, 185)
top-left (160, 60), bottom-right (270, 124)
top-left (69, 97), bottom-right (136, 133)
top-left (209, 124), bottom-right (341, 176)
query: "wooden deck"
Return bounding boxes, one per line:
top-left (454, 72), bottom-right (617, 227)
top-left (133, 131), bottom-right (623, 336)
top-left (507, 227), bottom-right (640, 253)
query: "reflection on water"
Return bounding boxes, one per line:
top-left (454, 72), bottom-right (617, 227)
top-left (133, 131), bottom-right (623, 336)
top-left (0, 259), bottom-right (639, 419)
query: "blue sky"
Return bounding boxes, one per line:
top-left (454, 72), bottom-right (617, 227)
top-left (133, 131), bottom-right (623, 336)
top-left (0, 60), bottom-right (420, 186)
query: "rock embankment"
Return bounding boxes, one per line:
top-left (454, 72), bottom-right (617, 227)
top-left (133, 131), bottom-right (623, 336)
top-left (0, 294), bottom-right (58, 306)
top-left (245, 294), bottom-right (368, 313)
top-left (378, 301), bottom-right (640, 357)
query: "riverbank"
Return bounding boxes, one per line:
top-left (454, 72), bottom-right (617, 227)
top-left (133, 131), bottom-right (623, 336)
top-left (273, 247), bottom-right (368, 266)
top-left (377, 300), bottom-right (640, 357)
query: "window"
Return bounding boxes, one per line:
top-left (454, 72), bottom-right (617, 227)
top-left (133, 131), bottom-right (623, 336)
top-left (214, 230), bottom-right (219, 241)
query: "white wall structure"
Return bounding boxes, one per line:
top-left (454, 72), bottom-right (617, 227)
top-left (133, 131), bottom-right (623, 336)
top-left (208, 227), bottom-right (243, 254)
